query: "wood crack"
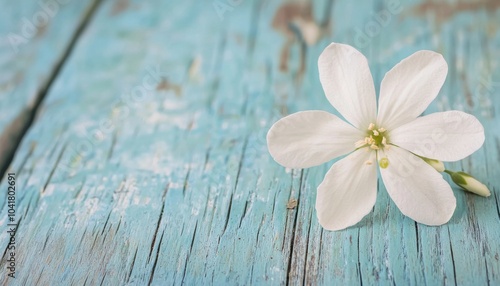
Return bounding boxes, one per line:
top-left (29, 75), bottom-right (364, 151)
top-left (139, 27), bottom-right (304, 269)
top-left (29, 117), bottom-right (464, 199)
top-left (447, 227), bottom-right (457, 286)
top-left (148, 202), bottom-right (165, 263)
top-left (148, 230), bottom-right (165, 286)
top-left (233, 137), bottom-right (249, 192)
top-left (222, 193), bottom-right (233, 235)
top-left (302, 212), bottom-right (313, 285)
top-left (42, 142), bottom-right (67, 193)
top-left (255, 215), bottom-right (265, 245)
top-left (181, 221), bottom-right (198, 284)
top-left (126, 247), bottom-right (139, 283)
top-left (101, 211), bottom-right (113, 235)
top-left (285, 170), bottom-right (303, 285)
top-left (239, 199), bottom-right (249, 228)
top-left (42, 223), bottom-right (55, 251)
top-left (182, 165), bottom-right (191, 197)
top-left (494, 191), bottom-right (500, 220)
top-left (0, 0), bottom-right (103, 181)
top-left (107, 130), bottom-right (117, 160)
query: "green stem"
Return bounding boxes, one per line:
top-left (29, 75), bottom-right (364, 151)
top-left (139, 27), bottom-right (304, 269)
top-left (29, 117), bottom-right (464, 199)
top-left (444, 170), bottom-right (454, 176)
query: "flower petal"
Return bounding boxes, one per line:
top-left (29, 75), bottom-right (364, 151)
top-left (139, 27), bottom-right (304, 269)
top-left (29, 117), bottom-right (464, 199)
top-left (318, 43), bottom-right (377, 129)
top-left (267, 110), bottom-right (363, 168)
top-left (377, 51), bottom-right (448, 130)
top-left (379, 146), bottom-right (456, 226)
top-left (389, 111), bottom-right (485, 161)
top-left (316, 148), bottom-right (377, 231)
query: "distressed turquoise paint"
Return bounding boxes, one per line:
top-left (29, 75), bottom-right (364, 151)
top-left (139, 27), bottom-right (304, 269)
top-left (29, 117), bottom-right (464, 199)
top-left (0, 0), bottom-right (97, 170)
top-left (0, 0), bottom-right (499, 285)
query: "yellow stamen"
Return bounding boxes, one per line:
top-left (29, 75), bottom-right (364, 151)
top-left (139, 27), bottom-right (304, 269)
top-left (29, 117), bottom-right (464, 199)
top-left (355, 123), bottom-right (390, 151)
top-left (379, 157), bottom-right (389, 168)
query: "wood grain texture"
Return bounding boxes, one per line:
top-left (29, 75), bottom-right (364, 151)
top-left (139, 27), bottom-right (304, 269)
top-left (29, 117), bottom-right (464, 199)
top-left (1, 0), bottom-right (500, 285)
top-left (0, 0), bottom-right (99, 176)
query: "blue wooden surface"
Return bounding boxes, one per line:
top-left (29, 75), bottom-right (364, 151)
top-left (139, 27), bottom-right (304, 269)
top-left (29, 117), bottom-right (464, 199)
top-left (0, 0), bottom-right (97, 173)
top-left (0, 0), bottom-right (499, 285)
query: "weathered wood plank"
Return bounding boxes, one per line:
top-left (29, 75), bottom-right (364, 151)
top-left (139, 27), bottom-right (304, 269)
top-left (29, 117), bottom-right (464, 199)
top-left (0, 0), bottom-right (98, 176)
top-left (1, 0), bottom-right (500, 285)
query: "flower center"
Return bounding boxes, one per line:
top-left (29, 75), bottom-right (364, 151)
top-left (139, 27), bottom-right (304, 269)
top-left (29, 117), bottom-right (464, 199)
top-left (355, 123), bottom-right (391, 167)
top-left (355, 122), bottom-right (390, 150)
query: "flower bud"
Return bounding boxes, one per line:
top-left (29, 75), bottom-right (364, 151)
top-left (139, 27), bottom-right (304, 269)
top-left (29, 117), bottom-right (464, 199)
top-left (421, 157), bottom-right (445, 172)
top-left (449, 171), bottom-right (491, 197)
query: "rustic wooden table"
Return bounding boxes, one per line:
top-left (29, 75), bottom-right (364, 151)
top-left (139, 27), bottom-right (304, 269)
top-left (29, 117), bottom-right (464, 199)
top-left (0, 0), bottom-right (499, 285)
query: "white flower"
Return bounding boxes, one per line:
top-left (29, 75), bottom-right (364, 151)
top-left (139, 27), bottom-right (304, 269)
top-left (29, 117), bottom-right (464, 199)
top-left (267, 43), bottom-right (485, 231)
